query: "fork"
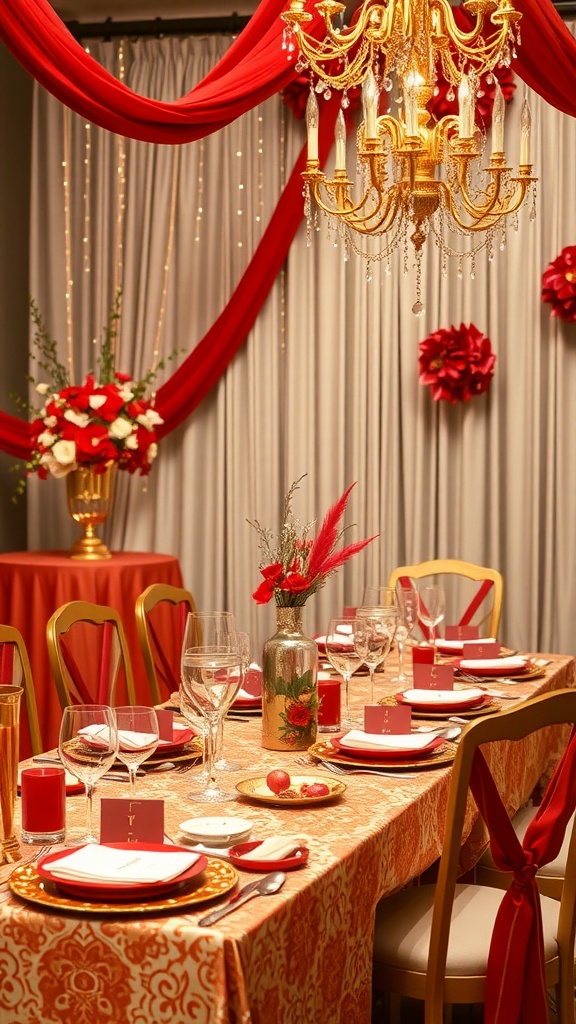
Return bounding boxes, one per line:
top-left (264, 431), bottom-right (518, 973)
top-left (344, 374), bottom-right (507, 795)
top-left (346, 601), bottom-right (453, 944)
top-left (318, 759), bottom-right (418, 780)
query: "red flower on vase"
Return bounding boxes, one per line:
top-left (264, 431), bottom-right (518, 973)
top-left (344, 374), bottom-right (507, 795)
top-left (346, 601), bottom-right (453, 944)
top-left (287, 702), bottom-right (312, 728)
top-left (419, 323), bottom-right (496, 404)
top-left (542, 245), bottom-right (576, 323)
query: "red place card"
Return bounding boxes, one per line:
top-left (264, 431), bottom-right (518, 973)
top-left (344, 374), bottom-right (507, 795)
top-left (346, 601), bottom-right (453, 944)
top-left (413, 644), bottom-right (435, 665)
top-left (364, 704), bottom-right (412, 734)
top-left (462, 640), bottom-right (501, 659)
top-left (155, 709), bottom-right (174, 741)
top-left (445, 625), bottom-right (480, 640)
top-left (242, 668), bottom-right (263, 698)
top-left (100, 798), bottom-right (165, 844)
top-left (413, 663), bottom-right (455, 689)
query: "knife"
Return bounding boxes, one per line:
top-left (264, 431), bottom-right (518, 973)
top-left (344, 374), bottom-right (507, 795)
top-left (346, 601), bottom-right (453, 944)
top-left (197, 871), bottom-right (286, 927)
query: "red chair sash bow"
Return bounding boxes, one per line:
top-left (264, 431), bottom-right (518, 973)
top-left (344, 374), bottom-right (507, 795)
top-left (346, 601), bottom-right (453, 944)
top-left (400, 575), bottom-right (493, 639)
top-left (469, 726), bottom-right (576, 1024)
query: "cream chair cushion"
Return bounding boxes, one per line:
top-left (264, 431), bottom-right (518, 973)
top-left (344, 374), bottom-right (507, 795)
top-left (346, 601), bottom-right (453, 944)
top-left (477, 807), bottom-right (574, 880)
top-left (373, 883), bottom-right (560, 976)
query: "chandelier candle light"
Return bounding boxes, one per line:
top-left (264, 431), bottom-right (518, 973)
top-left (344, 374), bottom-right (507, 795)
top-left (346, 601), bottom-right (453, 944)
top-left (282, 0), bottom-right (537, 312)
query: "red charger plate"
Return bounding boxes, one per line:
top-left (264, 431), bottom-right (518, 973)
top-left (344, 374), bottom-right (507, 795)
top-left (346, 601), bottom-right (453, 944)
top-left (330, 734), bottom-right (444, 761)
top-left (232, 695), bottom-right (262, 709)
top-left (228, 840), bottom-right (309, 872)
top-left (456, 660), bottom-right (529, 678)
top-left (155, 726), bottom-right (196, 753)
top-left (395, 690), bottom-right (493, 712)
top-left (37, 842), bottom-right (207, 901)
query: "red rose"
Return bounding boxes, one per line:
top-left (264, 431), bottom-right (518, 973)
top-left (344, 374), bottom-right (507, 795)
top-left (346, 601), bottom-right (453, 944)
top-left (252, 579), bottom-right (276, 604)
top-left (542, 246), bottom-right (576, 323)
top-left (114, 371), bottom-right (132, 384)
top-left (280, 572), bottom-right (310, 593)
top-left (287, 702), bottom-right (312, 727)
top-left (419, 323), bottom-right (496, 403)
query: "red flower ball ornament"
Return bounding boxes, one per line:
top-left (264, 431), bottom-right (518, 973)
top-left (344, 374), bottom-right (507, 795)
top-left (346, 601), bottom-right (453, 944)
top-left (419, 323), bottom-right (496, 404)
top-left (542, 246), bottom-right (576, 323)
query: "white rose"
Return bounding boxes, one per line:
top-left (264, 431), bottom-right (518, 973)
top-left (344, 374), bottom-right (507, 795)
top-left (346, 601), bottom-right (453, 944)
top-left (137, 408), bottom-right (164, 430)
top-left (37, 430), bottom-right (55, 448)
top-left (36, 383), bottom-right (50, 395)
top-left (52, 439), bottom-right (77, 466)
top-left (43, 415), bottom-right (58, 428)
top-left (125, 434), bottom-right (139, 450)
top-left (40, 443), bottom-right (77, 478)
top-left (109, 416), bottom-right (133, 440)
top-left (89, 395), bottom-right (107, 411)
top-left (64, 409), bottom-right (90, 429)
top-left (118, 387), bottom-right (135, 402)
top-left (147, 442), bottom-right (158, 463)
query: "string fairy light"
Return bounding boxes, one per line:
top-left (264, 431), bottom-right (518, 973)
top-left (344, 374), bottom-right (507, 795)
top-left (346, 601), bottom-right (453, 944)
top-left (62, 105), bottom-right (75, 382)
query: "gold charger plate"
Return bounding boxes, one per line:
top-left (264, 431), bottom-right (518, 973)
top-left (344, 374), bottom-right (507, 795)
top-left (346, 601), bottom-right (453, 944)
top-left (308, 739), bottom-right (457, 771)
top-left (8, 856), bottom-right (237, 915)
top-left (236, 774), bottom-right (346, 806)
top-left (378, 694), bottom-right (502, 720)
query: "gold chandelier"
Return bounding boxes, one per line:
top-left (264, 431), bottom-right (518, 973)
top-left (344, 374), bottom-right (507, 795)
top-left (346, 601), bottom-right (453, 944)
top-left (282, 0), bottom-right (537, 312)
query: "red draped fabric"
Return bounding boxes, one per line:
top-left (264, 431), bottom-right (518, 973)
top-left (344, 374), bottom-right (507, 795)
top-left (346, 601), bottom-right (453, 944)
top-left (0, 0), bottom-right (575, 461)
top-left (469, 732), bottom-right (576, 1024)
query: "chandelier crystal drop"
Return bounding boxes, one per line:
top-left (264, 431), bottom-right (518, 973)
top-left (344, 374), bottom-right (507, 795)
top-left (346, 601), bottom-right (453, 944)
top-left (282, 0), bottom-right (537, 310)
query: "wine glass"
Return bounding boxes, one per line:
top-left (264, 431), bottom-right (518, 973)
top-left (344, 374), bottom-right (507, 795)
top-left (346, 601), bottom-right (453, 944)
top-left (419, 584), bottom-right (446, 644)
top-left (325, 618), bottom-right (363, 728)
top-left (353, 615), bottom-right (393, 705)
top-left (214, 630), bottom-right (250, 772)
top-left (393, 585), bottom-right (419, 683)
top-left (58, 704), bottom-right (118, 843)
top-left (185, 611), bottom-right (238, 647)
top-left (180, 643), bottom-right (244, 802)
top-left (113, 706), bottom-right (160, 795)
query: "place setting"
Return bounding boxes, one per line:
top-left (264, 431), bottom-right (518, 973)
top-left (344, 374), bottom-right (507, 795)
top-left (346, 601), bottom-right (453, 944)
top-left (308, 704), bottom-right (459, 773)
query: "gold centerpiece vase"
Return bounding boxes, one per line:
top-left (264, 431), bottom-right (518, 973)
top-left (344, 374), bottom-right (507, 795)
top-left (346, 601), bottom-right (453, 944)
top-left (66, 463), bottom-right (117, 560)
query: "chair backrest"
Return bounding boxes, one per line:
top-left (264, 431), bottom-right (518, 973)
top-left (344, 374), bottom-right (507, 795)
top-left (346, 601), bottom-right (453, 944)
top-left (135, 583), bottom-right (197, 705)
top-left (0, 624), bottom-right (43, 755)
top-left (388, 558), bottom-right (504, 638)
top-left (426, 688), bottom-right (576, 1021)
top-left (46, 601), bottom-right (136, 710)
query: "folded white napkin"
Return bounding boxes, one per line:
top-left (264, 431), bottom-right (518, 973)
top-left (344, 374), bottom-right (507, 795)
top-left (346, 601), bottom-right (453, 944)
top-left (78, 723), bottom-right (111, 746)
top-left (402, 687), bottom-right (484, 704)
top-left (435, 638), bottom-right (496, 652)
top-left (117, 729), bottom-right (158, 751)
top-left (240, 836), bottom-right (306, 861)
top-left (340, 730), bottom-right (437, 751)
top-left (459, 656), bottom-right (527, 672)
top-left (45, 844), bottom-right (200, 884)
top-left (234, 687), bottom-right (261, 701)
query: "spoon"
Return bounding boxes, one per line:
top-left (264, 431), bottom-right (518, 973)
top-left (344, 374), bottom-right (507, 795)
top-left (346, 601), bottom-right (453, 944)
top-left (197, 870), bottom-right (286, 926)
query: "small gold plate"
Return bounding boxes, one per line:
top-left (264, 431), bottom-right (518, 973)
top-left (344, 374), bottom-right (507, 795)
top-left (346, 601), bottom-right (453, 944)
top-left (8, 856), bottom-right (237, 915)
top-left (236, 774), bottom-right (346, 806)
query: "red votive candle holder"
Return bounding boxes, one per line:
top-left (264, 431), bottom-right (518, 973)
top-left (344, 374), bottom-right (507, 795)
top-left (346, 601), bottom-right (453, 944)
top-left (20, 767), bottom-right (66, 845)
top-left (412, 644), bottom-right (435, 666)
top-left (318, 678), bottom-right (341, 733)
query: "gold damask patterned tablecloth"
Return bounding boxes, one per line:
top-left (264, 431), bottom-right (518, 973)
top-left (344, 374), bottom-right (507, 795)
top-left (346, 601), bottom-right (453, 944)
top-left (1, 653), bottom-right (573, 1024)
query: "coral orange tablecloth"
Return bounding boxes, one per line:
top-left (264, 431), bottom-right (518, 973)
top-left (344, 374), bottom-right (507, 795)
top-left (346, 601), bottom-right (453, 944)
top-left (1, 654), bottom-right (573, 1024)
top-left (0, 551), bottom-right (183, 758)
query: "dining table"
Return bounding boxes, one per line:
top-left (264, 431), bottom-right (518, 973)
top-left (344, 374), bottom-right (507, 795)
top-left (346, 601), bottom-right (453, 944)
top-left (0, 650), bottom-right (574, 1024)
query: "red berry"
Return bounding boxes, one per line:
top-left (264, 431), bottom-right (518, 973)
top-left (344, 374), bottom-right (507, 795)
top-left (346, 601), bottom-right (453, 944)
top-left (301, 782), bottom-right (330, 798)
top-left (266, 769), bottom-right (291, 794)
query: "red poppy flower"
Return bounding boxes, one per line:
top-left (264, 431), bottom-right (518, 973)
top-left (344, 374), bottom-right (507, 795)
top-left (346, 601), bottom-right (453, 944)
top-left (542, 246), bottom-right (576, 323)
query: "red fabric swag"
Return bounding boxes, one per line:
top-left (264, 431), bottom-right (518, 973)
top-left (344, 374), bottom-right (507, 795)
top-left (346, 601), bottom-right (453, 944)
top-left (0, 0), bottom-right (322, 143)
top-left (469, 729), bottom-right (576, 1024)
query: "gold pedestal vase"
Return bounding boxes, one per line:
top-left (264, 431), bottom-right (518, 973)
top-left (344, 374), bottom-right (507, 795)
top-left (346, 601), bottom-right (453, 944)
top-left (0, 684), bottom-right (23, 864)
top-left (66, 463), bottom-right (117, 560)
top-left (261, 607), bottom-right (319, 751)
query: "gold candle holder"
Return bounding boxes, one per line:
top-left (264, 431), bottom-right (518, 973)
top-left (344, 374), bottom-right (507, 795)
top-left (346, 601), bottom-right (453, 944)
top-left (0, 684), bottom-right (23, 864)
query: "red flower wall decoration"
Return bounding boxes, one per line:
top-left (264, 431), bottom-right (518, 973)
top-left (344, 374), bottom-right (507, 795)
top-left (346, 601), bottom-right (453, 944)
top-left (542, 246), bottom-right (576, 323)
top-left (419, 323), bottom-right (496, 404)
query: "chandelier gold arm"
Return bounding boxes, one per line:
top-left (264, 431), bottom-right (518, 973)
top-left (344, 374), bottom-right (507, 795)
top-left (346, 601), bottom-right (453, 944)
top-left (445, 158), bottom-right (534, 230)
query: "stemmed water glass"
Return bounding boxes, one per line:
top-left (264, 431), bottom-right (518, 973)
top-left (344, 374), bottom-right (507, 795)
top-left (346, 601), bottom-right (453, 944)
top-left (113, 706), bottom-right (160, 795)
top-left (325, 618), bottom-right (363, 728)
top-left (214, 630), bottom-right (250, 772)
top-left (180, 638), bottom-right (244, 803)
top-left (419, 584), bottom-right (446, 644)
top-left (353, 614), bottom-right (393, 705)
top-left (392, 585), bottom-right (419, 683)
top-left (58, 704), bottom-right (119, 843)
top-left (360, 586), bottom-right (400, 647)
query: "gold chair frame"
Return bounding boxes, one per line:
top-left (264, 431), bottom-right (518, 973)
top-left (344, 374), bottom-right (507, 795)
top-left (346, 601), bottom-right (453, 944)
top-left (0, 624), bottom-right (43, 755)
top-left (135, 583), bottom-right (196, 705)
top-left (388, 558), bottom-right (504, 638)
top-left (46, 600), bottom-right (136, 710)
top-left (373, 688), bottom-right (576, 1023)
